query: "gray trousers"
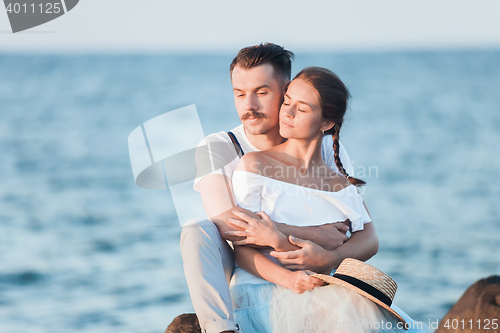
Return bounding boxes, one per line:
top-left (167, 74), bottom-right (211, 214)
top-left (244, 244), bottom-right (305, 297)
top-left (180, 219), bottom-right (240, 333)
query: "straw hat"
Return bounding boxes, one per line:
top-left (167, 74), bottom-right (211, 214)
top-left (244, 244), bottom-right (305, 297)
top-left (310, 258), bottom-right (407, 328)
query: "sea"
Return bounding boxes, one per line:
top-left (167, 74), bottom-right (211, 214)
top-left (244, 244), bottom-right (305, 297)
top-left (0, 49), bottom-right (499, 332)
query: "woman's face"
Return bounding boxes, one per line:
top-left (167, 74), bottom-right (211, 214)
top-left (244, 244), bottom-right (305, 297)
top-left (279, 78), bottom-right (329, 140)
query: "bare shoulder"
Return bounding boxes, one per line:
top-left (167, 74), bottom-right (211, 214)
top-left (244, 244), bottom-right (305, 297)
top-left (338, 173), bottom-right (353, 188)
top-left (323, 168), bottom-right (352, 192)
top-left (235, 151), bottom-right (268, 173)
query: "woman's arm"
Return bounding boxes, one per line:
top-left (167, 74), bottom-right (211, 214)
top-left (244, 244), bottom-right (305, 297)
top-left (234, 245), bottom-right (325, 294)
top-left (275, 221), bottom-right (350, 251)
top-left (270, 222), bottom-right (378, 273)
top-left (225, 210), bottom-right (349, 251)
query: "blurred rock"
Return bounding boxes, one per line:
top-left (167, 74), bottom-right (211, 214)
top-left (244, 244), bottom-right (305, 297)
top-left (165, 313), bottom-right (201, 333)
top-left (436, 275), bottom-right (500, 333)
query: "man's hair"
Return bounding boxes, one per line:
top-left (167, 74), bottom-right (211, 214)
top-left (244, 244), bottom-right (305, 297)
top-left (230, 43), bottom-right (294, 82)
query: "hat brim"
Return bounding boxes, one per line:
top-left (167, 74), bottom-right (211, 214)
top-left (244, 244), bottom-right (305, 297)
top-left (311, 273), bottom-right (407, 329)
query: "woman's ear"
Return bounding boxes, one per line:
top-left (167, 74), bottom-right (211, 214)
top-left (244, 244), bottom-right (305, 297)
top-left (322, 121), bottom-right (335, 133)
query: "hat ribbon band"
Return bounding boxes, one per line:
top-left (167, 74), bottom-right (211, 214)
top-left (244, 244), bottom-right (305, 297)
top-left (333, 273), bottom-right (393, 307)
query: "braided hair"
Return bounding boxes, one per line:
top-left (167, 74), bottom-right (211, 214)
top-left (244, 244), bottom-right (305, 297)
top-left (294, 67), bottom-right (366, 186)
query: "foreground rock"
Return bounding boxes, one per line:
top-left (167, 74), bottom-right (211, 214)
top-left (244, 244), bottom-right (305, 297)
top-left (165, 313), bottom-right (201, 333)
top-left (436, 275), bottom-right (500, 333)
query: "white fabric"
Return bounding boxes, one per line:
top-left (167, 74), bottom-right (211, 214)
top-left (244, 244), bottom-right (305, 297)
top-left (194, 124), bottom-right (353, 191)
top-left (230, 170), bottom-right (372, 286)
top-left (231, 282), bottom-right (407, 333)
top-left (228, 170), bottom-right (407, 332)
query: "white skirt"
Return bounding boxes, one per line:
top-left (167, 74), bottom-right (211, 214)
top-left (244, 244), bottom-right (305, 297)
top-left (231, 282), bottom-right (407, 333)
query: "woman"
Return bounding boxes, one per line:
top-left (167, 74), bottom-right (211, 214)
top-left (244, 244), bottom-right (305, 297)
top-left (226, 67), bottom-right (411, 332)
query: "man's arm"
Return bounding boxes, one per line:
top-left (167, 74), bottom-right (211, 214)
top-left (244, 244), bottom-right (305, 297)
top-left (198, 173), bottom-right (349, 250)
top-left (227, 197), bottom-right (378, 273)
top-left (270, 222), bottom-right (379, 274)
top-left (197, 173), bottom-right (323, 289)
top-left (197, 173), bottom-right (284, 252)
top-left (271, 198), bottom-right (379, 274)
top-left (224, 209), bottom-right (349, 251)
top-left (329, 221), bottom-right (379, 265)
top-left (197, 173), bottom-right (260, 242)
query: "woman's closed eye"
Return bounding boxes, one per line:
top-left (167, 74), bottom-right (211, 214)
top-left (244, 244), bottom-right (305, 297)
top-left (282, 102), bottom-right (304, 112)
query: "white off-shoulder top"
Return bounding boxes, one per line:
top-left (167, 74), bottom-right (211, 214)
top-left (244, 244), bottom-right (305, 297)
top-left (230, 170), bottom-right (372, 286)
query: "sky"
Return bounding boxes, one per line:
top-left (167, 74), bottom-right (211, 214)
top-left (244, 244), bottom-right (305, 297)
top-left (1, 0), bottom-right (500, 53)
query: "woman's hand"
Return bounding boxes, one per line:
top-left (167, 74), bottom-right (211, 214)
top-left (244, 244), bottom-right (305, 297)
top-left (224, 210), bottom-right (287, 248)
top-left (270, 235), bottom-right (338, 274)
top-left (284, 270), bottom-right (326, 294)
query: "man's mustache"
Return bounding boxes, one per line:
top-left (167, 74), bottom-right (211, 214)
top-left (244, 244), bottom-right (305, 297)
top-left (241, 111), bottom-right (265, 121)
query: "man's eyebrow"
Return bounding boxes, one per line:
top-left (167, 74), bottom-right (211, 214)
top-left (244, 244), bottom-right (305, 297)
top-left (284, 93), bottom-right (311, 107)
top-left (233, 85), bottom-right (271, 92)
top-left (254, 85), bottom-right (270, 91)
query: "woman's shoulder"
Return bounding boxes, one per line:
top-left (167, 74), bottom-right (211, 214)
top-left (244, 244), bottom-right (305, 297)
top-left (235, 151), bottom-right (275, 173)
top-left (323, 169), bottom-right (353, 191)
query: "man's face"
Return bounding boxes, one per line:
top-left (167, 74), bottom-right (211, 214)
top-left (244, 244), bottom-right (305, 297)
top-left (231, 64), bottom-right (285, 135)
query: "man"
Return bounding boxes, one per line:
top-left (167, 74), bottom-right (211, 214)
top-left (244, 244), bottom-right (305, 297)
top-left (181, 43), bottom-right (379, 333)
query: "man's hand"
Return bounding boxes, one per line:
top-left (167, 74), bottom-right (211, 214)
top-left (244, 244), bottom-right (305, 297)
top-left (269, 235), bottom-right (337, 274)
top-left (314, 220), bottom-right (350, 250)
top-left (224, 211), bottom-right (286, 248)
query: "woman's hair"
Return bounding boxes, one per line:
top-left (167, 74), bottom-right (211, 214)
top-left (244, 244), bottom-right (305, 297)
top-left (294, 67), bottom-right (366, 186)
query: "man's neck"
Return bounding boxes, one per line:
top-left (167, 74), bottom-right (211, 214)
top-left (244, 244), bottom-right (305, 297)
top-left (243, 126), bottom-right (286, 151)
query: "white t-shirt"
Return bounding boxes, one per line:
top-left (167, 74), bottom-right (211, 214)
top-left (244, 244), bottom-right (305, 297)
top-left (194, 124), bottom-right (354, 191)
